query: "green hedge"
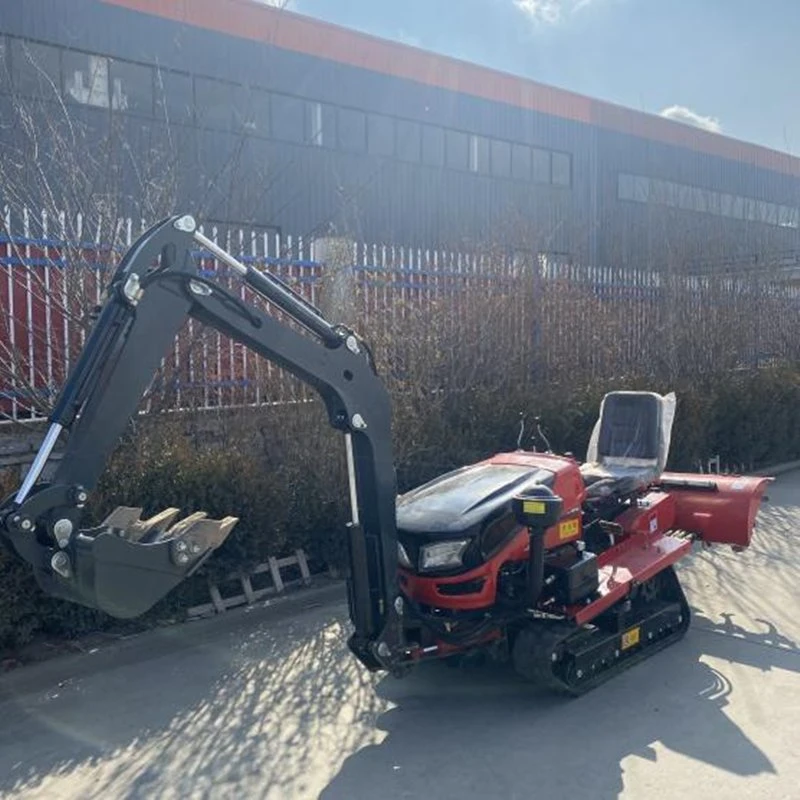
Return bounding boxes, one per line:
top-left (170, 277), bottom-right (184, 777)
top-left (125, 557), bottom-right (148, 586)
top-left (3, 366), bottom-right (800, 653)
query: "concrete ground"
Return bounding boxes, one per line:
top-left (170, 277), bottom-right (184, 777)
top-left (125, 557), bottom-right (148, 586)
top-left (1, 474), bottom-right (799, 800)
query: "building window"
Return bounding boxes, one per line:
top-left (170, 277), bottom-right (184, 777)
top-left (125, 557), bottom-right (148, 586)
top-left (765, 202), bottom-right (779, 226)
top-left (0, 37), bottom-right (8, 94)
top-left (308, 101), bottom-right (323, 146)
top-left (154, 68), bottom-right (193, 125)
top-left (367, 113), bottom-right (394, 156)
top-left (551, 152), bottom-right (571, 186)
top-left (532, 148), bottom-right (550, 183)
top-left (396, 119), bottom-right (421, 162)
top-left (779, 205), bottom-right (799, 228)
top-left (271, 94), bottom-right (305, 142)
top-left (305, 101), bottom-right (334, 147)
top-left (195, 76), bottom-right (237, 130)
top-left (511, 143), bottom-right (531, 180)
top-left (338, 107), bottom-right (366, 152)
top-left (11, 38), bottom-right (61, 99)
top-left (446, 129), bottom-right (469, 170)
top-left (618, 171), bottom-right (799, 229)
top-left (490, 139), bottom-right (511, 178)
top-left (470, 134), bottom-right (490, 174)
top-left (63, 51), bottom-right (110, 108)
top-left (109, 59), bottom-right (153, 116)
top-left (245, 87), bottom-right (270, 136)
top-left (422, 124), bottom-right (445, 167)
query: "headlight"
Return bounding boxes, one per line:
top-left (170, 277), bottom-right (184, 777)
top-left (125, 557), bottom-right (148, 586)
top-left (397, 542), bottom-right (413, 569)
top-left (419, 540), bottom-right (470, 572)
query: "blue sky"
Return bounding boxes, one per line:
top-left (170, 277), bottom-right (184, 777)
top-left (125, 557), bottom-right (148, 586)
top-left (276, 0), bottom-right (799, 155)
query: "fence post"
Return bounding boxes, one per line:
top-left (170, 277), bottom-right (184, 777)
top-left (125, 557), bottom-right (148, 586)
top-left (315, 237), bottom-right (357, 323)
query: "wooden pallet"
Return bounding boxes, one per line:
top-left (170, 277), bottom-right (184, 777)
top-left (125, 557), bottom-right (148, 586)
top-left (187, 549), bottom-right (312, 617)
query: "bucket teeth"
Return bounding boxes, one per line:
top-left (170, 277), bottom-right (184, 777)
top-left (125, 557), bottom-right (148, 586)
top-left (149, 511), bottom-right (208, 543)
top-left (101, 506), bottom-right (182, 542)
top-left (166, 515), bottom-right (240, 569)
top-left (98, 507), bottom-right (238, 561)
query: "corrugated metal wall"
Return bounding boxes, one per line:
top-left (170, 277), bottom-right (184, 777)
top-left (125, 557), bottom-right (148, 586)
top-left (1, 0), bottom-right (798, 269)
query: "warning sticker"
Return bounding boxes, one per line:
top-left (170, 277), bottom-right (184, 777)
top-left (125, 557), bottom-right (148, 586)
top-left (621, 627), bottom-right (641, 650)
top-left (559, 518), bottom-right (580, 539)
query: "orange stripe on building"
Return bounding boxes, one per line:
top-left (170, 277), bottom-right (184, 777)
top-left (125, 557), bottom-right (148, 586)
top-left (102, 0), bottom-right (800, 178)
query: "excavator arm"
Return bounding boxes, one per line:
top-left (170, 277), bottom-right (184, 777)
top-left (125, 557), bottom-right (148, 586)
top-left (0, 214), bottom-right (405, 672)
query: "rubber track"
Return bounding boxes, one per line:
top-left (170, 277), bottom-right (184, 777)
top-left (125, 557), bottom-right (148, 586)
top-left (517, 566), bottom-right (692, 696)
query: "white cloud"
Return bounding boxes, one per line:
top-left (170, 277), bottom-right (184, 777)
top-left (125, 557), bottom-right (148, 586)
top-left (659, 105), bottom-right (722, 134)
top-left (513, 0), bottom-right (595, 25)
top-left (256, 0), bottom-right (295, 8)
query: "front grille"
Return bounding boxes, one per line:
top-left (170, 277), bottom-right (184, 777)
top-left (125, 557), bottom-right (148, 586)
top-left (437, 578), bottom-right (486, 596)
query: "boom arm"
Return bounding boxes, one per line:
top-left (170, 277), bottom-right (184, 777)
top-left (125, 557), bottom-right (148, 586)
top-left (0, 214), bottom-right (404, 672)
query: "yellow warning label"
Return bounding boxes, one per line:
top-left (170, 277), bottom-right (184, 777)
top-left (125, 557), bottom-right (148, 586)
top-left (558, 518), bottom-right (580, 539)
top-left (621, 627), bottom-right (641, 650)
top-left (523, 500), bottom-right (546, 515)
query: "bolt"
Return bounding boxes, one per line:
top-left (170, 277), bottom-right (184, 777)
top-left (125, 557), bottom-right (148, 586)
top-left (576, 669), bottom-right (584, 679)
top-left (123, 274), bottom-right (143, 305)
top-left (189, 279), bottom-right (213, 296)
top-left (20, 519), bottom-right (32, 531)
top-left (394, 596), bottom-right (404, 616)
top-left (53, 518), bottom-right (74, 547)
top-left (51, 551), bottom-right (71, 578)
top-left (176, 552), bottom-right (190, 565)
top-left (614, 649), bottom-right (620, 659)
top-left (76, 491), bottom-right (88, 504)
top-left (677, 615), bottom-right (683, 624)
top-left (648, 632), bottom-right (654, 640)
top-left (174, 215), bottom-right (197, 232)
top-left (189, 541), bottom-right (202, 555)
top-left (377, 642), bottom-right (391, 659)
top-left (551, 651), bottom-right (558, 662)
top-left (176, 540), bottom-right (188, 552)
top-left (352, 414), bottom-right (367, 430)
top-left (346, 335), bottom-right (360, 355)
top-left (12, 515), bottom-right (21, 525)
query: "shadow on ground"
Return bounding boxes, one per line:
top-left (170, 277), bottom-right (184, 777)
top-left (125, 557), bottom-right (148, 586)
top-left (322, 611), bottom-right (797, 800)
top-left (0, 604), bottom-right (796, 800)
top-left (0, 476), bottom-right (797, 799)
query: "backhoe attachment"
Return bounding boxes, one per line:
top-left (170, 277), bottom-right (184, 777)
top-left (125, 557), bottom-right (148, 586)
top-left (0, 215), bottom-right (406, 672)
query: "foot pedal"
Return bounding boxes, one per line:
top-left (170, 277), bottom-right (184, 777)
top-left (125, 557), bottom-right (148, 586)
top-left (34, 508), bottom-right (239, 619)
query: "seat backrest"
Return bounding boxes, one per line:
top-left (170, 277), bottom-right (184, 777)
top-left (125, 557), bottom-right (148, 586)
top-left (596, 392), bottom-right (662, 463)
top-left (585, 390), bottom-right (676, 473)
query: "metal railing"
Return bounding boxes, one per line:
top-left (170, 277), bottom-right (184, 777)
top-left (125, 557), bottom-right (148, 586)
top-left (3, 206), bottom-right (800, 424)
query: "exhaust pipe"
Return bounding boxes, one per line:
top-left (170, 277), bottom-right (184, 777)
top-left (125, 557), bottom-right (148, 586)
top-left (528, 528), bottom-right (546, 605)
top-left (512, 486), bottom-right (563, 607)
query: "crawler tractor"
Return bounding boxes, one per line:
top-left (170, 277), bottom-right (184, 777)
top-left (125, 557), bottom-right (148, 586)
top-left (0, 215), bottom-right (770, 694)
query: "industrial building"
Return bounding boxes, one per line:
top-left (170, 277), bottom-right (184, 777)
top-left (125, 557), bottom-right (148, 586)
top-left (1, 0), bottom-right (800, 269)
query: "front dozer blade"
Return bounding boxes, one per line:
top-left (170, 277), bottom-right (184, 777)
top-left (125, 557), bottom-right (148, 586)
top-left (35, 509), bottom-right (239, 618)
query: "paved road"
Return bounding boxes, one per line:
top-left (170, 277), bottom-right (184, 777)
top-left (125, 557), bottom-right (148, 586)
top-left (1, 474), bottom-right (799, 800)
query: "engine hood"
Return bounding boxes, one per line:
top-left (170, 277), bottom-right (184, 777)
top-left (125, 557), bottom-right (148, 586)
top-left (396, 461), bottom-right (555, 537)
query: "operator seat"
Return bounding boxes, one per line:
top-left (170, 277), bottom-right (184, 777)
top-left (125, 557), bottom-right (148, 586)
top-left (580, 391), bottom-right (676, 499)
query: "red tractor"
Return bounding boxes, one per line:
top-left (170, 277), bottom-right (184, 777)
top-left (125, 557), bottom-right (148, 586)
top-left (0, 215), bottom-right (770, 695)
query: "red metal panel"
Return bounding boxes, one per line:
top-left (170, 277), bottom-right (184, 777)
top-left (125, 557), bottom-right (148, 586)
top-left (661, 472), bottom-right (771, 549)
top-left (572, 535), bottom-right (691, 626)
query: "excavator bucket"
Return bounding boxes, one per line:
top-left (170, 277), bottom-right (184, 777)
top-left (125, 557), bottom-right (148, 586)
top-left (35, 508), bottom-right (239, 618)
